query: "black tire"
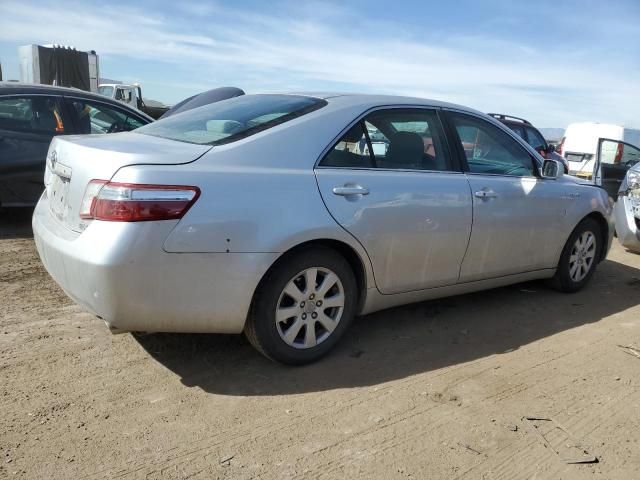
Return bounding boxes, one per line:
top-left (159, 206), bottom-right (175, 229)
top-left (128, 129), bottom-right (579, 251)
top-left (244, 246), bottom-right (357, 365)
top-left (550, 218), bottom-right (602, 293)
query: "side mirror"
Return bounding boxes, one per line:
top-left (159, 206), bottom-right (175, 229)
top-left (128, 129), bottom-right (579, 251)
top-left (541, 159), bottom-right (563, 179)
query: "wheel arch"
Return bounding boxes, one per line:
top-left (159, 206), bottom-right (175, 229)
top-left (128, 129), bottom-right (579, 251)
top-left (249, 239), bottom-right (369, 319)
top-left (583, 211), bottom-right (610, 262)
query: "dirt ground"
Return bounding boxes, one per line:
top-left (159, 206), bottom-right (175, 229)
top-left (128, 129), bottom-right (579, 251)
top-left (1, 208), bottom-right (640, 479)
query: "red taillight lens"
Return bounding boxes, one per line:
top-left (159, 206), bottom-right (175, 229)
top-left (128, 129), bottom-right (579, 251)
top-left (557, 136), bottom-right (565, 156)
top-left (80, 181), bottom-right (200, 222)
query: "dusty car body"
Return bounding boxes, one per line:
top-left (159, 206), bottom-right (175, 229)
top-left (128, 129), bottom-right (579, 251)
top-left (32, 93), bottom-right (614, 363)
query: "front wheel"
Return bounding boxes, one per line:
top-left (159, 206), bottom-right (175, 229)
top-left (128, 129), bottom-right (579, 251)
top-left (245, 247), bottom-right (357, 365)
top-left (550, 218), bottom-right (602, 293)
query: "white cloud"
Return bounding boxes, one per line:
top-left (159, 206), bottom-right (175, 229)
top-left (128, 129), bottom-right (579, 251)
top-left (0, 0), bottom-right (637, 127)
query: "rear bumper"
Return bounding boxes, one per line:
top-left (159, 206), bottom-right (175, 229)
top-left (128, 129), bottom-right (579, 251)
top-left (614, 195), bottom-right (640, 252)
top-left (32, 196), bottom-right (278, 333)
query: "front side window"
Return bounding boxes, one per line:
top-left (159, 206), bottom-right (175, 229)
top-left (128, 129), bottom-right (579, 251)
top-left (70, 100), bottom-right (147, 134)
top-left (97, 86), bottom-right (114, 98)
top-left (320, 108), bottom-right (451, 171)
top-left (0, 96), bottom-right (64, 134)
top-left (449, 113), bottom-right (535, 177)
top-left (136, 94), bottom-right (326, 145)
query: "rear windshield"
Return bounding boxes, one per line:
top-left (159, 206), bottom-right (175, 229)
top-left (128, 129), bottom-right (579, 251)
top-left (136, 94), bottom-right (326, 145)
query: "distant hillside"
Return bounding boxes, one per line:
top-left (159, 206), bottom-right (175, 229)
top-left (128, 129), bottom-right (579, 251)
top-left (538, 128), bottom-right (565, 141)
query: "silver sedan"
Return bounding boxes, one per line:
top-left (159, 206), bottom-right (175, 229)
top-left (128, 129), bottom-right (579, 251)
top-left (33, 94), bottom-right (614, 364)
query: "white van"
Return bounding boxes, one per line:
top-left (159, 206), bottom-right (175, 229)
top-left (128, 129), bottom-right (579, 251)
top-left (558, 122), bottom-right (640, 179)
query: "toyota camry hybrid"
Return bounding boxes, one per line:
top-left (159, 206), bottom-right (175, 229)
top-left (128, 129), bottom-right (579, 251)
top-left (32, 93), bottom-right (614, 364)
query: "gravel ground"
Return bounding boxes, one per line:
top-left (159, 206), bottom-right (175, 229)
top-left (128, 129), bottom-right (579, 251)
top-left (1, 208), bottom-right (640, 479)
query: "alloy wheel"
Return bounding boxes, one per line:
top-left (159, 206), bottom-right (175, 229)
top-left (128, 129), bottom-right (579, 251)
top-left (568, 231), bottom-right (596, 282)
top-left (275, 267), bottom-right (345, 349)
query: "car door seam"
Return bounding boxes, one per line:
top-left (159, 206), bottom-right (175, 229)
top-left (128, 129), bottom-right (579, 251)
top-left (457, 174), bottom-right (475, 283)
top-left (311, 168), bottom-right (382, 293)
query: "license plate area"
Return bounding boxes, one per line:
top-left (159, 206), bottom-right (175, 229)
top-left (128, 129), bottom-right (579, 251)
top-left (49, 173), bottom-right (71, 221)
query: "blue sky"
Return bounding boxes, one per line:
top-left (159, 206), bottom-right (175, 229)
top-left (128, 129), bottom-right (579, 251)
top-left (1, 0), bottom-right (638, 127)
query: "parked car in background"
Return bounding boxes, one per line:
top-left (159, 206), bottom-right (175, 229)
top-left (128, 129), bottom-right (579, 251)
top-left (557, 122), bottom-right (640, 181)
top-left (33, 93), bottom-right (613, 364)
top-left (488, 113), bottom-right (569, 173)
top-left (0, 83), bottom-right (153, 207)
top-left (607, 142), bottom-right (640, 252)
top-left (161, 87), bottom-right (245, 119)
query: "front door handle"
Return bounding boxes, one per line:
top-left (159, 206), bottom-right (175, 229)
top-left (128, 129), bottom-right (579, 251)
top-left (332, 186), bottom-right (369, 196)
top-left (474, 190), bottom-right (498, 199)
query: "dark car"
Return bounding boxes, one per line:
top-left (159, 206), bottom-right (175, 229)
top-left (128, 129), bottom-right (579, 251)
top-left (0, 83), bottom-right (153, 207)
top-left (488, 113), bottom-right (569, 173)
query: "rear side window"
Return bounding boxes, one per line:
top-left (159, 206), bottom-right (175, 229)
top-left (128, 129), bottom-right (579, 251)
top-left (365, 109), bottom-right (451, 171)
top-left (321, 123), bottom-right (373, 168)
top-left (136, 94), bottom-right (327, 145)
top-left (320, 108), bottom-right (452, 171)
top-left (0, 96), bottom-right (65, 134)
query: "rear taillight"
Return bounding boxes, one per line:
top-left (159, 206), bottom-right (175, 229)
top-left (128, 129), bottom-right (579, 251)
top-left (557, 137), bottom-right (565, 156)
top-left (80, 180), bottom-right (200, 222)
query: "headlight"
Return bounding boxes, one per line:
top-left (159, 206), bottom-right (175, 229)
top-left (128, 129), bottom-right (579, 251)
top-left (620, 169), bottom-right (640, 194)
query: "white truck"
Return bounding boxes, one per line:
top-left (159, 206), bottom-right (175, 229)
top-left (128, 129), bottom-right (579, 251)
top-left (558, 122), bottom-right (640, 178)
top-left (558, 123), bottom-right (640, 200)
top-left (97, 83), bottom-right (169, 119)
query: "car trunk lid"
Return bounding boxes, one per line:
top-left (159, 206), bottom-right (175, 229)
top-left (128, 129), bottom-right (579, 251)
top-left (44, 132), bottom-right (211, 232)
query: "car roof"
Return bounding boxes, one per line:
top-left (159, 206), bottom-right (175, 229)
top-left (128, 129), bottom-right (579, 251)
top-left (282, 92), bottom-right (485, 116)
top-left (0, 82), bottom-right (154, 121)
top-left (1, 82), bottom-right (100, 97)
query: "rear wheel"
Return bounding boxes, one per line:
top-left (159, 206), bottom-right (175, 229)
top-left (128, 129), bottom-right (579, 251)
top-left (550, 218), bottom-right (602, 293)
top-left (245, 247), bottom-right (357, 365)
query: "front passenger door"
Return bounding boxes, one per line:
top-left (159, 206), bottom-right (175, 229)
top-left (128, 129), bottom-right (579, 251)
top-left (445, 111), bottom-right (568, 282)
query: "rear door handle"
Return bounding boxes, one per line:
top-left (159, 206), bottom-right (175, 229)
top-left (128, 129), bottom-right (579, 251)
top-left (474, 190), bottom-right (498, 199)
top-left (332, 186), bottom-right (369, 196)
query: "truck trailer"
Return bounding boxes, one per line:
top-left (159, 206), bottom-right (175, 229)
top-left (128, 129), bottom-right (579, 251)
top-left (18, 44), bottom-right (100, 92)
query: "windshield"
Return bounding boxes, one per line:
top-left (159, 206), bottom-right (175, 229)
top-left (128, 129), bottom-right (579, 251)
top-left (136, 94), bottom-right (326, 145)
top-left (98, 86), bottom-right (114, 97)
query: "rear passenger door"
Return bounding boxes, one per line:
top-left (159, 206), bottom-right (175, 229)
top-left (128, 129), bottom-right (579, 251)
top-left (315, 108), bottom-right (473, 294)
top-left (444, 111), bottom-right (567, 281)
top-left (0, 95), bottom-right (67, 206)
